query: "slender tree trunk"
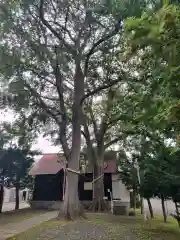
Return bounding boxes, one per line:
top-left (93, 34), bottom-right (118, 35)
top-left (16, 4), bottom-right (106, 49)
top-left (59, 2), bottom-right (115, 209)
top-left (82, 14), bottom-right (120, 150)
top-left (15, 183), bottom-right (20, 210)
top-left (161, 194), bottom-right (167, 223)
top-left (63, 64), bottom-right (84, 220)
top-left (175, 201), bottom-right (178, 214)
top-left (140, 197), bottom-right (144, 215)
top-left (0, 185), bottom-right (4, 213)
top-left (147, 198), bottom-right (154, 218)
top-left (133, 189), bottom-right (136, 211)
top-left (174, 202), bottom-right (180, 228)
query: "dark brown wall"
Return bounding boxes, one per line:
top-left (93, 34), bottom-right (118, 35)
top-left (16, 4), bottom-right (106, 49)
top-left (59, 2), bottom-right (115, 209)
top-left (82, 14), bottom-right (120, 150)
top-left (33, 169), bottom-right (64, 201)
top-left (78, 173), bottom-right (112, 201)
top-left (33, 171), bottom-right (112, 201)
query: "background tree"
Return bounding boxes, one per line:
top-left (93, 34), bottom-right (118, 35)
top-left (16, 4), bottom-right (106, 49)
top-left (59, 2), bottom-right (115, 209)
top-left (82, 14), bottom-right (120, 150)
top-left (122, 2), bottom-right (180, 222)
top-left (117, 151), bottom-right (140, 211)
top-left (125, 2), bottom-right (180, 145)
top-left (3, 147), bottom-right (34, 210)
top-left (0, 113), bottom-right (37, 210)
top-left (0, 125), bottom-right (13, 213)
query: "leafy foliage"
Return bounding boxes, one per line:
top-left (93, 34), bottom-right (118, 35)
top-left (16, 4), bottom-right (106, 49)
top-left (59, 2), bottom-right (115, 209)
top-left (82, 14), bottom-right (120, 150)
top-left (125, 3), bottom-right (180, 140)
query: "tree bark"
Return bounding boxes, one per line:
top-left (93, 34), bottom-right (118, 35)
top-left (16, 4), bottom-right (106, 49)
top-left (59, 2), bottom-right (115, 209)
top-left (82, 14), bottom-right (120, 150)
top-left (133, 189), bottom-right (136, 211)
top-left (63, 64), bottom-right (85, 220)
top-left (91, 161), bottom-right (107, 211)
top-left (175, 201), bottom-right (178, 214)
top-left (15, 183), bottom-right (20, 210)
top-left (63, 170), bottom-right (84, 220)
top-left (89, 145), bottom-right (109, 212)
top-left (140, 197), bottom-right (144, 215)
top-left (0, 185), bottom-right (4, 213)
top-left (161, 194), bottom-right (167, 223)
top-left (174, 201), bottom-right (180, 227)
top-left (83, 90), bottom-right (116, 212)
top-left (82, 108), bottom-right (107, 212)
top-left (147, 198), bottom-right (154, 218)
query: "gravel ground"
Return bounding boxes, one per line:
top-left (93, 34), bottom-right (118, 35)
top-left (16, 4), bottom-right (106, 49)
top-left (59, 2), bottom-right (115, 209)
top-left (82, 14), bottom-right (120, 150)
top-left (9, 214), bottom-right (180, 240)
top-left (9, 215), bottom-right (143, 240)
top-left (43, 221), bottom-right (135, 240)
top-left (35, 222), bottom-right (108, 240)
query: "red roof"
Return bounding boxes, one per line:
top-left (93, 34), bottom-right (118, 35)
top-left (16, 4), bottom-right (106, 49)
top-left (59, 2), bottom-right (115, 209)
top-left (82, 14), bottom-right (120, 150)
top-left (104, 159), bottom-right (117, 173)
top-left (29, 154), bottom-right (66, 176)
top-left (29, 152), bottom-right (117, 176)
top-left (85, 159), bottom-right (117, 173)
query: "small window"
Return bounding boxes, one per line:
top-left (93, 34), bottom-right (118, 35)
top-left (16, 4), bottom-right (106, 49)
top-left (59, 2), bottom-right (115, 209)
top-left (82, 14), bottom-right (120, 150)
top-left (84, 182), bottom-right (92, 190)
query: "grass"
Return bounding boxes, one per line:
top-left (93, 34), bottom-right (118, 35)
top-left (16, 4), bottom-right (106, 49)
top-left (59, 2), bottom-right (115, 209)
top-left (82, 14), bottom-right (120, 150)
top-left (7, 213), bottom-right (180, 240)
top-left (135, 216), bottom-right (180, 240)
top-left (0, 208), bottom-right (47, 225)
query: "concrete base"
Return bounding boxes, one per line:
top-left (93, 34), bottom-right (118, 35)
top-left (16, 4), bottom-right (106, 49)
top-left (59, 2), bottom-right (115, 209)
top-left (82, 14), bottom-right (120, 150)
top-left (30, 200), bottom-right (129, 215)
top-left (81, 201), bottom-right (111, 209)
top-left (30, 201), bottom-right (64, 211)
top-left (30, 200), bottom-right (111, 211)
top-left (113, 201), bottom-right (130, 216)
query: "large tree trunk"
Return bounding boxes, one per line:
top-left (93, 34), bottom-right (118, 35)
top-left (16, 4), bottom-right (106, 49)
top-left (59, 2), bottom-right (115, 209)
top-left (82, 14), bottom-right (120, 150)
top-left (161, 194), bottom-right (167, 223)
top-left (63, 64), bottom-right (84, 220)
top-left (91, 162), bottom-right (108, 211)
top-left (15, 183), bottom-right (20, 210)
top-left (0, 185), bottom-right (4, 213)
top-left (63, 170), bottom-right (84, 220)
top-left (89, 147), bottom-right (108, 212)
top-left (147, 198), bottom-right (154, 218)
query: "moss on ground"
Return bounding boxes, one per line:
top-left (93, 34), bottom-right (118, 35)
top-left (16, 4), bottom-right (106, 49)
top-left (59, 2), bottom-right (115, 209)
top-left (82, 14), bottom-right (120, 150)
top-left (8, 213), bottom-right (180, 240)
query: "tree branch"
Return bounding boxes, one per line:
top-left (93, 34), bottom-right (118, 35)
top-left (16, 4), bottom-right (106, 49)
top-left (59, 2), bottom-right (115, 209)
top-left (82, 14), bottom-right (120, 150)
top-left (40, 95), bottom-right (59, 102)
top-left (87, 104), bottom-right (99, 140)
top-left (39, 0), bottom-right (75, 55)
top-left (81, 130), bottom-right (86, 139)
top-left (25, 83), bottom-right (62, 125)
top-left (84, 21), bottom-right (122, 76)
top-left (53, 48), bottom-right (67, 114)
top-left (107, 115), bottom-right (122, 127)
top-left (97, 88), bottom-right (116, 143)
top-left (104, 136), bottom-right (123, 149)
top-left (81, 77), bottom-right (122, 105)
top-left (53, 21), bottom-right (76, 43)
top-left (82, 114), bottom-right (96, 163)
top-left (50, 50), bottom-right (71, 159)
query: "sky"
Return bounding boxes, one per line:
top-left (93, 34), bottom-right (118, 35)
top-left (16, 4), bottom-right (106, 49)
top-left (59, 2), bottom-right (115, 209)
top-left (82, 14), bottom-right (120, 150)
top-left (0, 109), bottom-right (128, 161)
top-left (0, 110), bottom-right (60, 156)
